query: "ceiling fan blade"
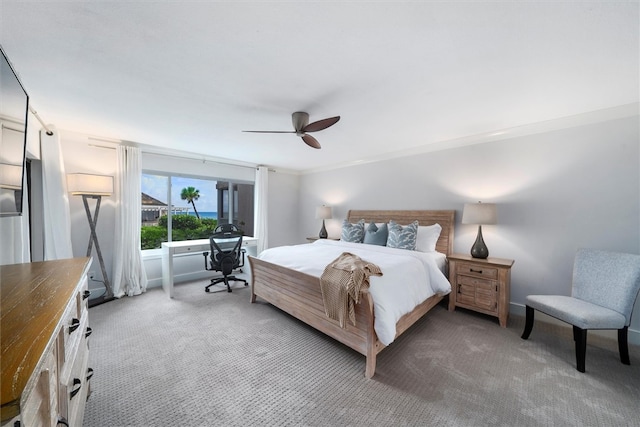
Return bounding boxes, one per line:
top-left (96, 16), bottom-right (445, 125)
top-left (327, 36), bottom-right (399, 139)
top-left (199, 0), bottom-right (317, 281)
top-left (302, 134), bottom-right (321, 149)
top-left (302, 116), bottom-right (340, 133)
top-left (242, 130), bottom-right (296, 133)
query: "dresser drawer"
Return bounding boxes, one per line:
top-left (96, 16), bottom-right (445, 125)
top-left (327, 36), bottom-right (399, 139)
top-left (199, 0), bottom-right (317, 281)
top-left (20, 349), bottom-right (59, 427)
top-left (60, 338), bottom-right (90, 427)
top-left (59, 312), bottom-right (89, 382)
top-left (457, 262), bottom-right (498, 280)
top-left (58, 303), bottom-right (80, 366)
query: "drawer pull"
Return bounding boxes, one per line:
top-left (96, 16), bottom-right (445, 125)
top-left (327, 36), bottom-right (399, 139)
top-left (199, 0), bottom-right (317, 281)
top-left (70, 378), bottom-right (82, 399)
top-left (69, 318), bottom-right (80, 334)
top-left (58, 417), bottom-right (69, 426)
top-left (83, 290), bottom-right (91, 300)
top-left (470, 268), bottom-right (483, 274)
top-left (86, 367), bottom-right (94, 381)
top-left (85, 327), bottom-right (93, 338)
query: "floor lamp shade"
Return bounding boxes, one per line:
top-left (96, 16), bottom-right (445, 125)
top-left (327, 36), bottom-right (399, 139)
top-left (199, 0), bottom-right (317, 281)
top-left (67, 173), bottom-right (114, 196)
top-left (462, 202), bottom-right (497, 259)
top-left (316, 205), bottom-right (332, 239)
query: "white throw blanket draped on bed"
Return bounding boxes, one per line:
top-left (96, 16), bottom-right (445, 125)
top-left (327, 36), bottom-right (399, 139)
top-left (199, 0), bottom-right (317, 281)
top-left (258, 239), bottom-right (451, 345)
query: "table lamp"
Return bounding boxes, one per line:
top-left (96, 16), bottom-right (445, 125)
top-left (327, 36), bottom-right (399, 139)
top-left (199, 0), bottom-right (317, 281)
top-left (316, 205), bottom-right (332, 239)
top-left (462, 201), bottom-right (497, 259)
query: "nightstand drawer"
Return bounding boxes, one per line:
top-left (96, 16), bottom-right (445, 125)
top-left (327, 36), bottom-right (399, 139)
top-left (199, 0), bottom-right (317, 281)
top-left (457, 262), bottom-right (498, 280)
top-left (457, 279), bottom-right (497, 313)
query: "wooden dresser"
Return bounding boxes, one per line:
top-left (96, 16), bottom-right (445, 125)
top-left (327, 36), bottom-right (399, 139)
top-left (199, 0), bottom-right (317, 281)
top-left (1, 258), bottom-right (93, 427)
top-left (447, 253), bottom-right (514, 327)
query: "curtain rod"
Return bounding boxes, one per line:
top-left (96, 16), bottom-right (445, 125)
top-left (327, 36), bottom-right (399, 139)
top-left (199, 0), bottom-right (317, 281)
top-left (28, 105), bottom-right (53, 135)
top-left (143, 150), bottom-right (274, 171)
top-left (87, 143), bottom-right (274, 172)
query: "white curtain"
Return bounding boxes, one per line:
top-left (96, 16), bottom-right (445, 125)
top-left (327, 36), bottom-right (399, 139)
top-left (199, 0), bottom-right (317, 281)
top-left (41, 127), bottom-right (74, 260)
top-left (254, 166), bottom-right (268, 254)
top-left (112, 145), bottom-right (148, 297)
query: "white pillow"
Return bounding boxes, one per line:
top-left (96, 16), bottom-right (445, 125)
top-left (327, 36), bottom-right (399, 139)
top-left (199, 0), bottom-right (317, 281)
top-left (415, 223), bottom-right (442, 252)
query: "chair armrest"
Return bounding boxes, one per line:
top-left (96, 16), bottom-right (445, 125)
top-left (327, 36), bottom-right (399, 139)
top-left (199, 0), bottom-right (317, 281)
top-left (239, 248), bottom-right (246, 268)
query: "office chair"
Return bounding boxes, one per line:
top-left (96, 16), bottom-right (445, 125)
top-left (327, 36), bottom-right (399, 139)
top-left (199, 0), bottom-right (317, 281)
top-left (215, 223), bottom-right (240, 233)
top-left (522, 248), bottom-right (640, 373)
top-left (202, 228), bottom-right (248, 293)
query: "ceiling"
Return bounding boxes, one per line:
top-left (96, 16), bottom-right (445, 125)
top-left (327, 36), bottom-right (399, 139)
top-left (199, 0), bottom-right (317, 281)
top-left (1, 1), bottom-right (638, 172)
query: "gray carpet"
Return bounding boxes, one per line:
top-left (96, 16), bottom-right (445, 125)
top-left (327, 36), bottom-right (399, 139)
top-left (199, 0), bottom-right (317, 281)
top-left (83, 276), bottom-right (640, 426)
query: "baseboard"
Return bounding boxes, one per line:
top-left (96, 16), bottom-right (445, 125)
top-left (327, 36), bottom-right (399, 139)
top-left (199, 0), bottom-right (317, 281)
top-left (510, 302), bottom-right (640, 346)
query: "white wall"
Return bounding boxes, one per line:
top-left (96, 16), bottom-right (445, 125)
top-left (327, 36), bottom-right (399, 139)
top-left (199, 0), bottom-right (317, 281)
top-left (266, 169), bottom-right (300, 248)
top-left (294, 115), bottom-right (640, 342)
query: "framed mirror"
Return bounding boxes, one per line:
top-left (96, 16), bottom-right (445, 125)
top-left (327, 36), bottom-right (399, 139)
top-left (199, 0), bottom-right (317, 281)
top-left (0, 46), bottom-right (29, 217)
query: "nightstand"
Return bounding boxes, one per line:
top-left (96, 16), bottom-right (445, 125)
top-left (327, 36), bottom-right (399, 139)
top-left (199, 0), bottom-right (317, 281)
top-left (447, 253), bottom-right (514, 327)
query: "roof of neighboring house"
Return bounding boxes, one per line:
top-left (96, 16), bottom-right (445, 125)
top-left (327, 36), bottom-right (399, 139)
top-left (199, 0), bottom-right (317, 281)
top-left (141, 192), bottom-right (166, 207)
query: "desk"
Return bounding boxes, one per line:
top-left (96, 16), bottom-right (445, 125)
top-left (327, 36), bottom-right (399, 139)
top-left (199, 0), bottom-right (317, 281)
top-left (161, 236), bottom-right (258, 298)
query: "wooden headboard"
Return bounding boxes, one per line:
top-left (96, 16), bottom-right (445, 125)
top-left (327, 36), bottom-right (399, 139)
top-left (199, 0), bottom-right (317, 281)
top-left (346, 209), bottom-right (456, 256)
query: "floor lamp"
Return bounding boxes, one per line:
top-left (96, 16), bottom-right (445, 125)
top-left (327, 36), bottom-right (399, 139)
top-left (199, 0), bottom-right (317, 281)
top-left (67, 173), bottom-right (115, 305)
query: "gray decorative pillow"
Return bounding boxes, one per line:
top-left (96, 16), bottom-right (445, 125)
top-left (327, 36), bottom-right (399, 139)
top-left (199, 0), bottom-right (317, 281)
top-left (341, 219), bottom-right (365, 243)
top-left (363, 222), bottom-right (388, 246)
top-left (387, 220), bottom-right (419, 250)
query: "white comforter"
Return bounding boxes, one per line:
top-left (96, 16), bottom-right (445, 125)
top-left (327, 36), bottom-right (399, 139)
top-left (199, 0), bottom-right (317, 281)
top-left (257, 239), bottom-right (451, 345)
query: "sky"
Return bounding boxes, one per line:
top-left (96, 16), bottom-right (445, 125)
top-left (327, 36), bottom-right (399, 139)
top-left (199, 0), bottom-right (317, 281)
top-left (141, 174), bottom-right (217, 212)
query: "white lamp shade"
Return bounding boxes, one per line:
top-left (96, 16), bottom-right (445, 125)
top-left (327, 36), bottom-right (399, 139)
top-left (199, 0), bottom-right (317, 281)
top-left (315, 205), bottom-right (332, 220)
top-left (67, 173), bottom-right (114, 196)
top-left (462, 202), bottom-right (497, 225)
top-left (0, 163), bottom-right (23, 190)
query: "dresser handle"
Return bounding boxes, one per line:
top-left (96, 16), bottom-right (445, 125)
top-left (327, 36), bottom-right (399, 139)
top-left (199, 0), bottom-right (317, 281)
top-left (470, 268), bottom-right (483, 274)
top-left (70, 378), bottom-right (82, 399)
top-left (85, 327), bottom-right (93, 338)
top-left (57, 417), bottom-right (69, 426)
top-left (86, 368), bottom-right (94, 381)
top-left (69, 318), bottom-right (80, 334)
top-left (83, 290), bottom-right (91, 300)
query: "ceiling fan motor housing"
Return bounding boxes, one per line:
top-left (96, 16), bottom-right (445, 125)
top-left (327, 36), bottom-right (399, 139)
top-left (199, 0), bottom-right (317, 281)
top-left (292, 111), bottom-right (310, 135)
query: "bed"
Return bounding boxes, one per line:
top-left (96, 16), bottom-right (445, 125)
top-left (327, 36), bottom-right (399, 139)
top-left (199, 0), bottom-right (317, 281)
top-left (248, 209), bottom-right (455, 378)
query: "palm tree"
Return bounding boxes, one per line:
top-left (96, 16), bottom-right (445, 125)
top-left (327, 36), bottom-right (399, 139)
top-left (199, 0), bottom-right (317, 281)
top-left (180, 186), bottom-right (201, 219)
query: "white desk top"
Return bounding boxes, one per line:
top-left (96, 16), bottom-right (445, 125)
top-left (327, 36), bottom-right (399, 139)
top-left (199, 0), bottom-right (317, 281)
top-left (162, 236), bottom-right (257, 249)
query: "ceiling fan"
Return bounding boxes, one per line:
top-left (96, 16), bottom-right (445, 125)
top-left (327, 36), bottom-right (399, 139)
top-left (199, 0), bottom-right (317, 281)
top-left (243, 111), bottom-right (340, 149)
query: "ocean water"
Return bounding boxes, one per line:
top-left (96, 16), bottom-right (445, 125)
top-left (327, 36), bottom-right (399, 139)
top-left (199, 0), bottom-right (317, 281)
top-left (187, 211), bottom-right (218, 219)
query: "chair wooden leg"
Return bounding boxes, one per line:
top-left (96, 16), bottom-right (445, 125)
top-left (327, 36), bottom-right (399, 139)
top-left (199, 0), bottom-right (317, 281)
top-left (619, 326), bottom-right (630, 365)
top-left (573, 326), bottom-right (587, 373)
top-left (521, 306), bottom-right (535, 339)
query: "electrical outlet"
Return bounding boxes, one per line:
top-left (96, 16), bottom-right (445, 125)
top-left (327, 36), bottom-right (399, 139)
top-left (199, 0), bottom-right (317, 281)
top-left (88, 271), bottom-right (96, 280)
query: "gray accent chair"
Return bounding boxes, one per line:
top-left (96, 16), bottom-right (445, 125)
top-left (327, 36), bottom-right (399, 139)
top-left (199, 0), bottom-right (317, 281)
top-left (521, 248), bottom-right (640, 373)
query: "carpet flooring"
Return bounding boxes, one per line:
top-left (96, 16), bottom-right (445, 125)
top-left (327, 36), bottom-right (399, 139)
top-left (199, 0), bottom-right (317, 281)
top-left (83, 276), bottom-right (640, 426)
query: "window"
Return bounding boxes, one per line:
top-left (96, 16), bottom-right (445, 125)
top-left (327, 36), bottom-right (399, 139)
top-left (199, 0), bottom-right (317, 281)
top-left (140, 173), bottom-right (254, 250)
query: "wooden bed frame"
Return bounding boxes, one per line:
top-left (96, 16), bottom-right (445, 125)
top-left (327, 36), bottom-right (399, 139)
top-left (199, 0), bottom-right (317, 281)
top-left (249, 209), bottom-right (456, 378)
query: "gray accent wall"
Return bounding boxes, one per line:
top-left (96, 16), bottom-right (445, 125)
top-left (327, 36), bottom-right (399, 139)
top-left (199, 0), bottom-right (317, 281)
top-left (284, 115), bottom-right (640, 342)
